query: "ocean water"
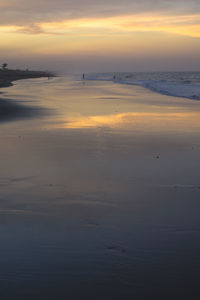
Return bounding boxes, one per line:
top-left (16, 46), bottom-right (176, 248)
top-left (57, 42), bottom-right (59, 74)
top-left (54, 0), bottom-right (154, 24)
top-left (0, 74), bottom-right (200, 299)
top-left (86, 72), bottom-right (200, 100)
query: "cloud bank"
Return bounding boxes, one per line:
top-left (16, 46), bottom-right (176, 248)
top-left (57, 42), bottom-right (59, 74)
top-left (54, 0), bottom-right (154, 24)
top-left (0, 0), bottom-right (200, 26)
top-left (0, 0), bottom-right (200, 72)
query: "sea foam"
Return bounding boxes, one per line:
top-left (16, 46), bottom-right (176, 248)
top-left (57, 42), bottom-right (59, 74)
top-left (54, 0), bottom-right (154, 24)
top-left (85, 72), bottom-right (200, 100)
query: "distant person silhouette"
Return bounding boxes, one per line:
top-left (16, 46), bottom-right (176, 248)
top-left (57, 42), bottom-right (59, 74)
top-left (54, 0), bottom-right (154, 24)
top-left (113, 75), bottom-right (116, 79)
top-left (82, 73), bottom-right (85, 79)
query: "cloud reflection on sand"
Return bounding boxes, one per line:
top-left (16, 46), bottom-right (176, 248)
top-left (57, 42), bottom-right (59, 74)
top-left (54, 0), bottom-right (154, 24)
top-left (50, 111), bottom-right (200, 133)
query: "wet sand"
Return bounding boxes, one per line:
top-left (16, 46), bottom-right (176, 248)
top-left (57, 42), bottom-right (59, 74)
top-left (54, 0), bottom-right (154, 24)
top-left (0, 96), bottom-right (48, 122)
top-left (0, 77), bottom-right (200, 299)
top-left (0, 70), bottom-right (53, 121)
top-left (0, 69), bottom-right (55, 123)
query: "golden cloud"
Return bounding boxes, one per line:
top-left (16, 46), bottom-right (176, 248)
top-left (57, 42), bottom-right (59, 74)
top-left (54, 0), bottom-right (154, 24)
top-left (0, 13), bottom-right (200, 38)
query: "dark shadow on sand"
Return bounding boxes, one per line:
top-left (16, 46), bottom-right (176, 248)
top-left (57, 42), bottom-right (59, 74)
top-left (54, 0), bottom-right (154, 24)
top-left (0, 97), bottom-right (51, 123)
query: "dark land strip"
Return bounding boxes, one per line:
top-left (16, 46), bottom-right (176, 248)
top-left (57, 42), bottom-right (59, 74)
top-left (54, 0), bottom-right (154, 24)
top-left (0, 68), bottom-right (55, 88)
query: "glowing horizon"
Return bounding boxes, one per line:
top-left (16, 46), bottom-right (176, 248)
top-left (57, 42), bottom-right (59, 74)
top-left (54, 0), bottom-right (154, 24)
top-left (0, 0), bottom-right (200, 72)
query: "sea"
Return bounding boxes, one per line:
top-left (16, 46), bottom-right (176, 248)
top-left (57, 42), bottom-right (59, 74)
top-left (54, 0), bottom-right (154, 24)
top-left (86, 71), bottom-right (200, 100)
top-left (0, 72), bottom-right (200, 300)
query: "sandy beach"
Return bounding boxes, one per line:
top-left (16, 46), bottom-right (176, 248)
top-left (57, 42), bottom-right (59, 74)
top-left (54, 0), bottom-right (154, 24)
top-left (0, 76), bottom-right (200, 299)
top-left (0, 69), bottom-right (54, 122)
top-left (0, 69), bottom-right (54, 88)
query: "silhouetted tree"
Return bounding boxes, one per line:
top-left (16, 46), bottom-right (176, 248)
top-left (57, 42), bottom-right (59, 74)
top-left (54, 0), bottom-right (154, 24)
top-left (2, 63), bottom-right (8, 70)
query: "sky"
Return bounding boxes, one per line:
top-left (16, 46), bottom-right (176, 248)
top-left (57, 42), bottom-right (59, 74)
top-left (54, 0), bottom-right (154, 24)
top-left (0, 0), bottom-right (200, 73)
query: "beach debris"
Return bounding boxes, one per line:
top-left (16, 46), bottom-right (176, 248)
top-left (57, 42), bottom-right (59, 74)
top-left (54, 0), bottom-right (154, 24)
top-left (85, 220), bottom-right (99, 227)
top-left (107, 246), bottom-right (117, 251)
top-left (106, 245), bottom-right (126, 253)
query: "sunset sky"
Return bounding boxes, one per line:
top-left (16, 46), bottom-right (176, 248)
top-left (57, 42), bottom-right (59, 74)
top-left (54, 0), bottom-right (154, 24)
top-left (0, 0), bottom-right (200, 72)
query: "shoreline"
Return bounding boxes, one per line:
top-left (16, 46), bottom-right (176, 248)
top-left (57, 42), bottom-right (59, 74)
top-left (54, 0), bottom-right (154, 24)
top-left (0, 69), bottom-right (54, 122)
top-left (0, 69), bottom-right (55, 89)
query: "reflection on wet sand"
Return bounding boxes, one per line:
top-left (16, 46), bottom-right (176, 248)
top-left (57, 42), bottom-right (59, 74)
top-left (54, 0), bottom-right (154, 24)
top-left (55, 111), bottom-right (200, 132)
top-left (1, 78), bottom-right (200, 299)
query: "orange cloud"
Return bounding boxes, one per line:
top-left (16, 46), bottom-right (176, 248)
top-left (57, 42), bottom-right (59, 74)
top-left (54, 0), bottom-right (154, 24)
top-left (1, 13), bottom-right (200, 38)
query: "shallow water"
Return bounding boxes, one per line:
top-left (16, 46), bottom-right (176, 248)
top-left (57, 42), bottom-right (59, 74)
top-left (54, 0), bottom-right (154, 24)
top-left (0, 76), bottom-right (200, 299)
